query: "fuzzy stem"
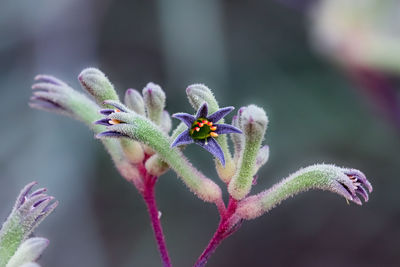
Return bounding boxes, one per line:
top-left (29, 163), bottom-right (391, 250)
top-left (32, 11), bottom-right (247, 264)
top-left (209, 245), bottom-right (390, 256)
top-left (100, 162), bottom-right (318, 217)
top-left (194, 198), bottom-right (240, 267)
top-left (142, 173), bottom-right (172, 267)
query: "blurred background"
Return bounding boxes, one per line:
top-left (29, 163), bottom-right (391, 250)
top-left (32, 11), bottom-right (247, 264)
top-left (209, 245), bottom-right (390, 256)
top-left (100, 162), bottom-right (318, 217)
top-left (1, 0), bottom-right (399, 266)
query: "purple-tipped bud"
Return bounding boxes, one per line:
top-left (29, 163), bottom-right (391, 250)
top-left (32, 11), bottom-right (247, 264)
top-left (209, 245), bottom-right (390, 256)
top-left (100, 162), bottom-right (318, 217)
top-left (125, 89), bottom-right (145, 116)
top-left (0, 182), bottom-right (57, 266)
top-left (236, 164), bottom-right (373, 220)
top-left (142, 82), bottom-right (166, 125)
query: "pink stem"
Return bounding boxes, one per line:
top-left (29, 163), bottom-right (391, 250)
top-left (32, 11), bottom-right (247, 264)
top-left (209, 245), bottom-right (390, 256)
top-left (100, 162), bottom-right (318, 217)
top-left (142, 169), bottom-right (172, 267)
top-left (194, 198), bottom-right (241, 267)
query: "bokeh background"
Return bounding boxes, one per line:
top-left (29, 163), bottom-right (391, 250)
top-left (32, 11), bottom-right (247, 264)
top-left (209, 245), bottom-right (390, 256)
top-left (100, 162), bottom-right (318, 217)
top-left (1, 0), bottom-right (399, 266)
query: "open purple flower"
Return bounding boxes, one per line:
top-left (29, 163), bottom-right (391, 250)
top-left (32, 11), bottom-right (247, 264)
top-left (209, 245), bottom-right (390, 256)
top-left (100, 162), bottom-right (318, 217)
top-left (171, 102), bottom-right (242, 166)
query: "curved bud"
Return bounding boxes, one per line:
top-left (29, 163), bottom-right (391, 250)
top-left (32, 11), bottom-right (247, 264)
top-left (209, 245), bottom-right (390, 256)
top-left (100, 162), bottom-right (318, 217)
top-left (6, 238), bottom-right (49, 267)
top-left (78, 68), bottom-right (119, 107)
top-left (142, 82), bottom-right (166, 125)
top-left (124, 89), bottom-right (145, 115)
top-left (186, 84), bottom-right (219, 114)
top-left (229, 105), bottom-right (268, 200)
top-left (145, 154), bottom-right (169, 176)
top-left (236, 164), bottom-right (373, 220)
top-left (120, 139), bottom-right (145, 164)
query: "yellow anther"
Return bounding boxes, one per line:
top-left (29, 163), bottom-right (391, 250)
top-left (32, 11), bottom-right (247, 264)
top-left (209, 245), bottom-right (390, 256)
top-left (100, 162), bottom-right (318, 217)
top-left (202, 120), bottom-right (207, 124)
top-left (198, 122), bottom-right (204, 127)
top-left (210, 132), bottom-right (218, 137)
top-left (210, 126), bottom-right (217, 131)
top-left (115, 109), bottom-right (121, 112)
top-left (195, 127), bottom-right (200, 132)
top-left (208, 121), bottom-right (213, 126)
top-left (109, 119), bottom-right (121, 125)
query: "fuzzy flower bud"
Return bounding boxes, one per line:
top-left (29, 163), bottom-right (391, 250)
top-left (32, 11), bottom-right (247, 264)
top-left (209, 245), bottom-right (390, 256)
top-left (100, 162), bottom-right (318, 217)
top-left (78, 68), bottom-right (119, 107)
top-left (124, 89), bottom-right (145, 116)
top-left (186, 84), bottom-right (219, 114)
top-left (0, 182), bottom-right (57, 266)
top-left (120, 139), bottom-right (145, 164)
top-left (6, 238), bottom-right (49, 267)
top-left (229, 105), bottom-right (268, 200)
top-left (237, 164), bottom-right (373, 220)
top-left (145, 154), bottom-right (169, 176)
top-left (142, 82), bottom-right (166, 125)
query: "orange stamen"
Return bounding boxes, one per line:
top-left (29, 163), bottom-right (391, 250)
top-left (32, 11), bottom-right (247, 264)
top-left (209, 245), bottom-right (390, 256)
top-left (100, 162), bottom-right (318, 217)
top-left (195, 127), bottom-right (200, 132)
top-left (109, 119), bottom-right (121, 125)
top-left (210, 132), bottom-right (218, 137)
top-left (198, 122), bottom-right (204, 127)
top-left (210, 126), bottom-right (217, 131)
top-left (208, 121), bottom-right (213, 126)
top-left (115, 109), bottom-right (121, 112)
top-left (202, 120), bottom-right (207, 124)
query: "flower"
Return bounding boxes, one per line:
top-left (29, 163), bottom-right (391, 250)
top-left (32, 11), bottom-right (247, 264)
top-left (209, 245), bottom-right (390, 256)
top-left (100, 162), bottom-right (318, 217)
top-left (171, 102), bottom-right (242, 166)
top-left (0, 182), bottom-right (58, 266)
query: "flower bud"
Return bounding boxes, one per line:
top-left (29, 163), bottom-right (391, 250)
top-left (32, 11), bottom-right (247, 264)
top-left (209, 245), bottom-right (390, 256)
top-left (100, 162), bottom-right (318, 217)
top-left (236, 164), bottom-right (373, 220)
top-left (145, 154), bottom-right (169, 176)
top-left (120, 139), bottom-right (145, 164)
top-left (239, 105), bottom-right (268, 142)
top-left (124, 88), bottom-right (145, 115)
top-left (142, 82), bottom-right (166, 125)
top-left (186, 84), bottom-right (219, 113)
top-left (78, 68), bottom-right (119, 107)
top-left (228, 105), bottom-right (268, 200)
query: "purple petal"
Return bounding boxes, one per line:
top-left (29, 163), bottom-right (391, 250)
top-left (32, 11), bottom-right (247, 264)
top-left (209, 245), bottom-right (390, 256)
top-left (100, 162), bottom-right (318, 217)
top-left (94, 118), bottom-right (112, 126)
top-left (17, 182), bottom-right (37, 208)
top-left (195, 138), bottom-right (225, 166)
top-left (34, 75), bottom-right (66, 86)
top-left (96, 131), bottom-right (128, 138)
top-left (171, 129), bottom-right (194, 147)
top-left (29, 188), bottom-right (47, 198)
top-left (352, 195), bottom-right (363, 206)
top-left (214, 123), bottom-right (242, 134)
top-left (208, 106), bottom-right (234, 123)
top-left (196, 102), bottom-right (208, 118)
top-left (344, 169), bottom-right (373, 193)
top-left (103, 100), bottom-right (129, 112)
top-left (29, 97), bottom-right (65, 111)
top-left (172, 113), bottom-right (196, 127)
top-left (100, 109), bottom-right (114, 115)
top-left (33, 196), bottom-right (52, 208)
top-left (356, 186), bottom-right (369, 202)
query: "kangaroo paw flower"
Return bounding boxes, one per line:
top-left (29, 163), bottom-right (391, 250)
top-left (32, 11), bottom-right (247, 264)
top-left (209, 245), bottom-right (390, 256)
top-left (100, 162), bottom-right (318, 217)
top-left (0, 182), bottom-right (57, 266)
top-left (171, 102), bottom-right (242, 166)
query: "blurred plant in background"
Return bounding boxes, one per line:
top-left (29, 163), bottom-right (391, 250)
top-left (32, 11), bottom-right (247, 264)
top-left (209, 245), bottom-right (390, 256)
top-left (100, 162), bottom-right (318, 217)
top-left (0, 182), bottom-right (57, 267)
top-left (28, 68), bottom-right (372, 266)
top-left (310, 0), bottom-right (400, 130)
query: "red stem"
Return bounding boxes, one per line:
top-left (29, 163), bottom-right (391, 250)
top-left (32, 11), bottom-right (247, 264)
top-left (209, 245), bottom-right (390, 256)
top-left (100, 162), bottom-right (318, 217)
top-left (140, 163), bottom-right (172, 267)
top-left (194, 197), bottom-right (241, 267)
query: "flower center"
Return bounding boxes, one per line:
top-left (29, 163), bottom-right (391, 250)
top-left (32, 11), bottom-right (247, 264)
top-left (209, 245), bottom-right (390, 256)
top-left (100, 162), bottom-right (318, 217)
top-left (190, 118), bottom-right (218, 140)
